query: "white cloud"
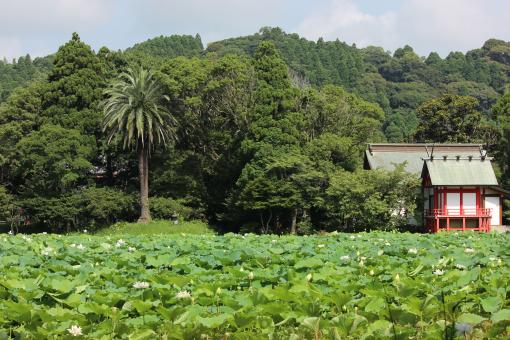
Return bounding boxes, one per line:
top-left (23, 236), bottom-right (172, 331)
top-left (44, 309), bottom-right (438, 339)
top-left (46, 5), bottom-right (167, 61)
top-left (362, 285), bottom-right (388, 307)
top-left (295, 0), bottom-right (510, 56)
top-left (0, 0), bottom-right (111, 33)
top-left (0, 37), bottom-right (22, 61)
top-left (1, 0), bottom-right (509, 60)
top-left (0, 0), bottom-right (113, 59)
top-left (127, 0), bottom-right (292, 44)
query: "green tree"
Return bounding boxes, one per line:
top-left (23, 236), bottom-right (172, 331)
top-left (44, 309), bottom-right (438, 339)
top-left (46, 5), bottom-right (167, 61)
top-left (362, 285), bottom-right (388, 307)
top-left (0, 185), bottom-right (14, 224)
top-left (322, 166), bottom-right (419, 231)
top-left (492, 93), bottom-right (510, 189)
top-left (43, 33), bottom-right (104, 136)
top-left (103, 67), bottom-right (177, 223)
top-left (15, 124), bottom-right (95, 196)
top-left (414, 94), bottom-right (483, 143)
top-left (231, 41), bottom-right (305, 233)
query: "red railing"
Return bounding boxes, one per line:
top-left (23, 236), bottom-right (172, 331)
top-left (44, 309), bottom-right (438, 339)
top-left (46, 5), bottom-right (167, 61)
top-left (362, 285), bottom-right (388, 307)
top-left (425, 208), bottom-right (491, 218)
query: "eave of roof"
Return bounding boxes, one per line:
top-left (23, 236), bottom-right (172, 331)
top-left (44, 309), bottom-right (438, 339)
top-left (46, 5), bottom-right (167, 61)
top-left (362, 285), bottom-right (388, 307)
top-left (365, 143), bottom-right (486, 174)
top-left (422, 158), bottom-right (498, 186)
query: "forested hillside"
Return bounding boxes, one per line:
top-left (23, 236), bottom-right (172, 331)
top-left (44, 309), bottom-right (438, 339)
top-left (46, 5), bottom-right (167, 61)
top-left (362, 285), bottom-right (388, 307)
top-left (1, 28), bottom-right (509, 233)
top-left (207, 28), bottom-right (510, 142)
top-left (0, 54), bottom-right (53, 102)
top-left (125, 34), bottom-right (204, 59)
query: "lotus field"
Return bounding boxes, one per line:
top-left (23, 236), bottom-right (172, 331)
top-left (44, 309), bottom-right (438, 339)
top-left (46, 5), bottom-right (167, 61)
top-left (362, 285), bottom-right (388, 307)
top-left (1, 232), bottom-right (509, 339)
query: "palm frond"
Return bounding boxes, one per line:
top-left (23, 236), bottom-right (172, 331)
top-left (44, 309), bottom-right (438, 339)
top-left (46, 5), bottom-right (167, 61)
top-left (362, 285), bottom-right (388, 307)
top-left (102, 66), bottom-right (178, 150)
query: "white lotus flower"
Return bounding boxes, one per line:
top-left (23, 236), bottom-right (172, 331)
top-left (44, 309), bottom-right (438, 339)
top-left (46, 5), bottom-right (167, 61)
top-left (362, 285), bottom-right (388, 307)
top-left (133, 281), bottom-right (150, 289)
top-left (340, 255), bottom-right (350, 261)
top-left (83, 229), bottom-right (88, 233)
top-left (408, 248), bottom-right (418, 254)
top-left (128, 246), bottom-right (136, 252)
top-left (8, 230), bottom-right (13, 235)
top-left (464, 248), bottom-right (475, 254)
top-left (248, 272), bottom-right (254, 280)
top-left (395, 273), bottom-right (400, 282)
top-left (21, 235), bottom-right (32, 242)
top-left (350, 235), bottom-right (355, 240)
top-left (76, 244), bottom-right (85, 250)
top-left (455, 264), bottom-right (466, 270)
top-left (67, 325), bottom-right (82, 337)
top-left (271, 239), bottom-right (277, 244)
top-left (306, 273), bottom-right (313, 282)
top-left (317, 244), bottom-right (325, 248)
top-left (433, 269), bottom-right (445, 276)
top-left (359, 260), bottom-right (365, 267)
top-left (116, 239), bottom-right (126, 247)
top-left (369, 269), bottom-right (375, 276)
top-left (176, 290), bottom-right (191, 299)
top-left (41, 247), bottom-right (53, 256)
top-left (101, 243), bottom-right (112, 249)
top-left (384, 242), bottom-right (391, 246)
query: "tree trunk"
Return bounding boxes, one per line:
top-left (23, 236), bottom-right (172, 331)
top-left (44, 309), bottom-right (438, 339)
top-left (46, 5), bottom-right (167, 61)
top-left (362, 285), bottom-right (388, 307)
top-left (106, 153), bottom-right (114, 186)
top-left (138, 145), bottom-right (151, 224)
top-left (290, 208), bottom-right (298, 235)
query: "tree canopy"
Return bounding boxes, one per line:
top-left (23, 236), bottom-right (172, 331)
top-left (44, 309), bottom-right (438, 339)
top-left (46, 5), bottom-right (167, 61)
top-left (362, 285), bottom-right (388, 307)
top-left (1, 29), bottom-right (509, 232)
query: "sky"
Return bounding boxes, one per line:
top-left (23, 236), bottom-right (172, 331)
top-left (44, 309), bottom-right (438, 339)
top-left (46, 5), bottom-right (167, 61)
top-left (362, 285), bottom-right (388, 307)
top-left (1, 0), bottom-right (510, 60)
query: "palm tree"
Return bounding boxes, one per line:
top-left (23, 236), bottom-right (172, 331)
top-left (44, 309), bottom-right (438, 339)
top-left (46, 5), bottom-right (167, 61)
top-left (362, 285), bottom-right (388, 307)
top-left (103, 67), bottom-right (177, 223)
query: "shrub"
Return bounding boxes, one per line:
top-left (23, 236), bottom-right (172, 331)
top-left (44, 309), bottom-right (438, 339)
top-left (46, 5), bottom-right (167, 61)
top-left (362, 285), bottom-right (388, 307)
top-left (80, 187), bottom-right (135, 229)
top-left (0, 186), bottom-right (14, 224)
top-left (21, 187), bottom-right (135, 232)
top-left (149, 197), bottom-right (194, 221)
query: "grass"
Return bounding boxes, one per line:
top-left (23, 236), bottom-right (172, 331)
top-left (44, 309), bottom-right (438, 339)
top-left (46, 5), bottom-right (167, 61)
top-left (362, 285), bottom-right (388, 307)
top-left (94, 219), bottom-right (213, 236)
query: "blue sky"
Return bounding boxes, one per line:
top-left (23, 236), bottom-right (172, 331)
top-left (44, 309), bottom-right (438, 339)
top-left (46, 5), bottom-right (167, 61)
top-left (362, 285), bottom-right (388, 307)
top-left (1, 0), bottom-right (509, 60)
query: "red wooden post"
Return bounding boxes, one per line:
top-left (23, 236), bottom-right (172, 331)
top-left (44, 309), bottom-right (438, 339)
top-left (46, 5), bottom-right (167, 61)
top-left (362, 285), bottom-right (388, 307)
top-left (460, 187), bottom-right (464, 216)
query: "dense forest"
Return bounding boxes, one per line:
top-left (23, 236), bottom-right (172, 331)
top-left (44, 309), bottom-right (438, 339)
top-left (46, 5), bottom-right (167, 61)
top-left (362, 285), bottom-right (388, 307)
top-left (1, 27), bottom-right (509, 234)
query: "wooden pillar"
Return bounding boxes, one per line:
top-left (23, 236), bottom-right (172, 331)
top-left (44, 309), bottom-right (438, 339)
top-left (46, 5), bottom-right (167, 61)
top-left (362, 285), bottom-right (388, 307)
top-left (460, 187), bottom-right (464, 215)
top-left (436, 217), bottom-right (439, 233)
top-left (446, 217), bottom-right (450, 231)
top-left (462, 217), bottom-right (466, 231)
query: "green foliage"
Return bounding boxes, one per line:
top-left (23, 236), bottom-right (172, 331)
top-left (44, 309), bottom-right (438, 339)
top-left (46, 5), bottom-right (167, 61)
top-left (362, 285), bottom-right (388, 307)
top-left (208, 27), bottom-right (364, 89)
top-left (0, 232), bottom-right (509, 337)
top-left (0, 54), bottom-right (53, 103)
top-left (103, 66), bottom-right (178, 223)
top-left (1, 30), bottom-right (509, 233)
top-left (15, 124), bottom-right (95, 195)
top-left (103, 67), bottom-right (177, 150)
top-left (0, 185), bottom-right (13, 222)
top-left (43, 33), bottom-right (105, 136)
top-left (149, 197), bottom-right (194, 220)
top-left (321, 167), bottom-right (420, 231)
top-left (95, 219), bottom-right (212, 235)
top-left (415, 94), bottom-right (483, 143)
top-left (492, 93), bottom-right (510, 191)
top-left (19, 187), bottom-right (134, 232)
top-left (79, 187), bottom-right (135, 228)
top-left (125, 34), bottom-right (203, 59)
